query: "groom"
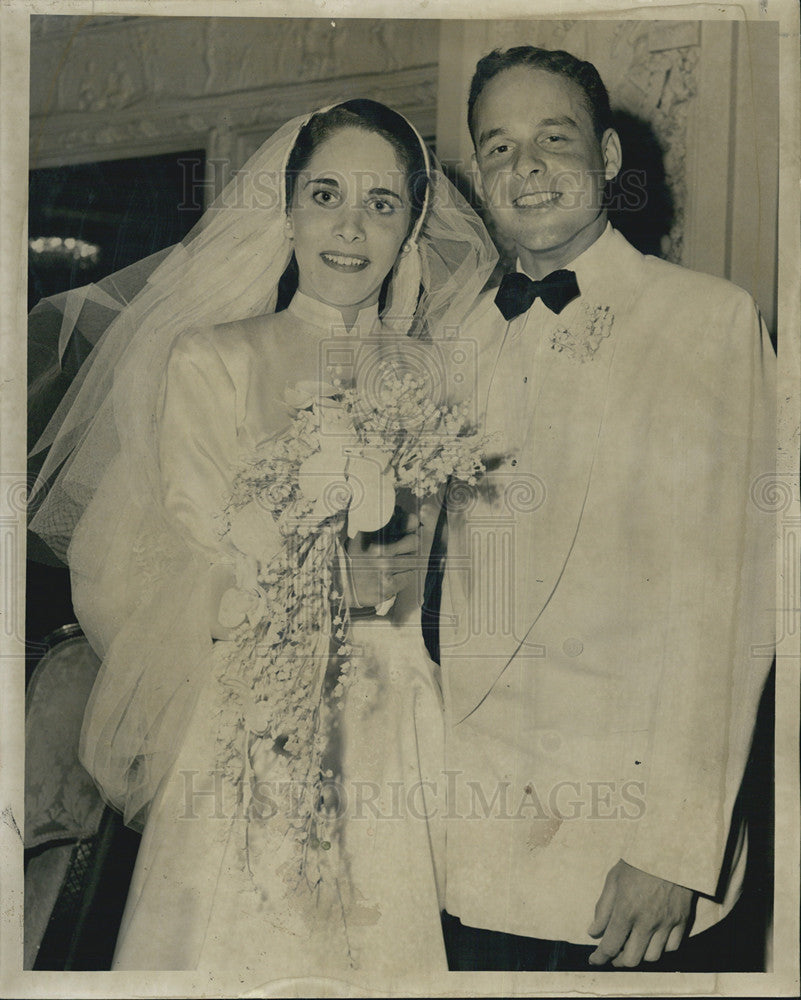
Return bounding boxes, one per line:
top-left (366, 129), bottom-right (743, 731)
top-left (431, 46), bottom-right (775, 971)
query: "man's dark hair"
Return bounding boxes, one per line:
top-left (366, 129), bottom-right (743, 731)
top-left (468, 46), bottom-right (613, 144)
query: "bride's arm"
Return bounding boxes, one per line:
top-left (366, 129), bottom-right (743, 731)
top-left (157, 327), bottom-right (240, 639)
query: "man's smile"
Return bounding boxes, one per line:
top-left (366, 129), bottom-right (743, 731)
top-left (513, 191), bottom-right (562, 209)
top-left (320, 251), bottom-right (370, 271)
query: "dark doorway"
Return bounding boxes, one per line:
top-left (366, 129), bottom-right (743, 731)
top-left (27, 149), bottom-right (205, 646)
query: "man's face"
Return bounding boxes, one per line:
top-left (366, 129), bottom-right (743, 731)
top-left (472, 65), bottom-right (621, 277)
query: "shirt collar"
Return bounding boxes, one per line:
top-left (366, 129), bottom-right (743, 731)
top-left (287, 289), bottom-right (380, 333)
top-left (514, 221), bottom-right (614, 293)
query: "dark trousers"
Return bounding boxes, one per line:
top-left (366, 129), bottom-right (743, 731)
top-left (441, 900), bottom-right (764, 973)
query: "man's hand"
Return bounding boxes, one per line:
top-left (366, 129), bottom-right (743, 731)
top-left (345, 513), bottom-right (421, 609)
top-left (587, 859), bottom-right (694, 967)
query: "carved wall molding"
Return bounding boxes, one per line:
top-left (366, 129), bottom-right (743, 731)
top-left (30, 16), bottom-right (438, 117)
top-left (30, 64), bottom-right (439, 188)
top-left (596, 22), bottom-right (701, 265)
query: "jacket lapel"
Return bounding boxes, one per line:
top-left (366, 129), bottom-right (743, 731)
top-left (444, 230), bottom-right (646, 724)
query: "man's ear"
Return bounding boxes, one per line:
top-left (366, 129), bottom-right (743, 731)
top-left (471, 151), bottom-right (486, 202)
top-left (601, 129), bottom-right (622, 182)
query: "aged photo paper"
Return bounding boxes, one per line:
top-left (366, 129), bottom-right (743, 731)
top-left (1, 0), bottom-right (799, 997)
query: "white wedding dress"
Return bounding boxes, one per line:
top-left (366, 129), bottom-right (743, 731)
top-left (83, 293), bottom-right (447, 977)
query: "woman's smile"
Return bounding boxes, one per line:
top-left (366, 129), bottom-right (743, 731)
top-left (319, 250), bottom-right (371, 271)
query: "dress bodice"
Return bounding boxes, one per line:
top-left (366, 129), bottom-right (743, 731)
top-left (158, 293), bottom-right (381, 558)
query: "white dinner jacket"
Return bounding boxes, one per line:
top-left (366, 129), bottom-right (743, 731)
top-left (439, 226), bottom-right (775, 943)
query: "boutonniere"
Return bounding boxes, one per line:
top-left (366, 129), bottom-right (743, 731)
top-left (550, 303), bottom-right (615, 363)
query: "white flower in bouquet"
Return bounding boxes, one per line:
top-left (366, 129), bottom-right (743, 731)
top-left (298, 442), bottom-right (396, 538)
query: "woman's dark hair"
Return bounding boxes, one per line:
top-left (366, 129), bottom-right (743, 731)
top-left (277, 99), bottom-right (430, 311)
top-left (468, 46), bottom-right (612, 143)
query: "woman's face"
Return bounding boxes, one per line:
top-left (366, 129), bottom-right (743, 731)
top-left (287, 127), bottom-right (413, 320)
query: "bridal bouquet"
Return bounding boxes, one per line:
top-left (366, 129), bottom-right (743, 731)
top-left (214, 355), bottom-right (486, 905)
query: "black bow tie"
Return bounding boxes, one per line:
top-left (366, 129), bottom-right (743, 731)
top-left (494, 269), bottom-right (580, 320)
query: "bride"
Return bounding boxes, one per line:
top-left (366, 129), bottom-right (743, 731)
top-left (29, 100), bottom-right (496, 979)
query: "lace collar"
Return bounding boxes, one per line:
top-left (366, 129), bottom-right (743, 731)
top-left (286, 290), bottom-right (381, 333)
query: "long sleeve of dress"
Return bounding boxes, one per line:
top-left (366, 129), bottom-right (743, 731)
top-left (157, 328), bottom-right (244, 635)
top-left (158, 328), bottom-right (238, 559)
top-left (79, 327), bottom-right (243, 825)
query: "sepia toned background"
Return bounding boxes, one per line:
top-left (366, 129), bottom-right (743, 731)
top-left (10, 7), bottom-right (795, 995)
